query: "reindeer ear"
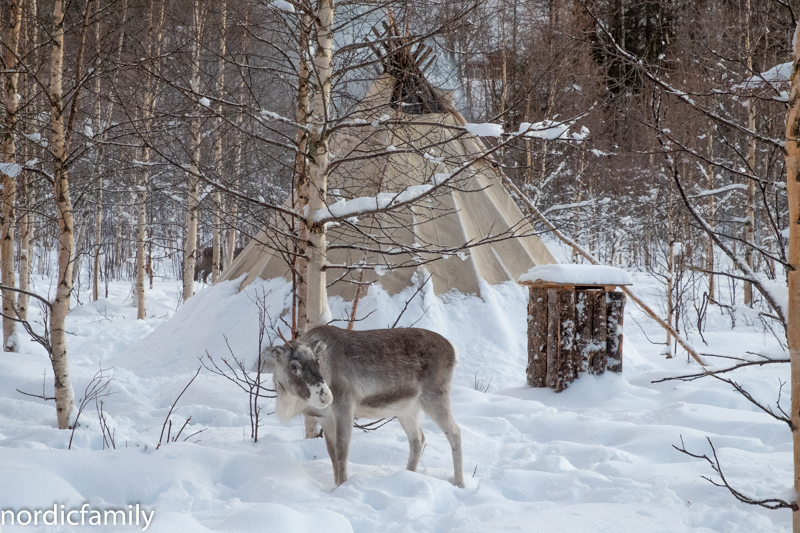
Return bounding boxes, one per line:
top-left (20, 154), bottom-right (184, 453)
top-left (258, 347), bottom-right (277, 373)
top-left (310, 340), bottom-right (327, 356)
top-left (270, 345), bottom-right (288, 362)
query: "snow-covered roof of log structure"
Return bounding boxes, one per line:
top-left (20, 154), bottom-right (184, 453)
top-left (519, 264), bottom-right (633, 287)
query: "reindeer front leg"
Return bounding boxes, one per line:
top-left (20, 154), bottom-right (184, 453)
top-left (333, 402), bottom-right (354, 485)
top-left (319, 416), bottom-right (340, 484)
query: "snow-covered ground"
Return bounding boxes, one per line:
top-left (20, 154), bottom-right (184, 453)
top-left (0, 253), bottom-right (792, 532)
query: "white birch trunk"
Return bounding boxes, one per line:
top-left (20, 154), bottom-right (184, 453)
top-left (18, 172), bottom-right (30, 320)
top-left (226, 7), bottom-right (246, 270)
top-left (744, 96), bottom-right (756, 306)
top-left (572, 148), bottom-right (584, 263)
top-left (743, 0), bottom-right (755, 307)
top-left (135, 148), bottom-right (148, 318)
top-left (1, 0), bottom-right (24, 350)
top-left (182, 0), bottom-right (203, 302)
top-left (92, 175), bottom-right (102, 301)
top-left (50, 0), bottom-right (75, 429)
top-left (226, 120), bottom-right (241, 268)
top-left (91, 22), bottom-right (102, 302)
top-left (665, 180), bottom-right (675, 358)
top-left (18, 0), bottom-right (36, 320)
top-left (785, 21), bottom-right (800, 533)
top-left (135, 0), bottom-right (163, 318)
top-left (94, 2), bottom-right (127, 300)
top-left (211, 3), bottom-right (226, 284)
top-left (304, 0), bottom-right (334, 329)
top-left (295, 14), bottom-right (310, 333)
top-left (707, 122), bottom-right (715, 300)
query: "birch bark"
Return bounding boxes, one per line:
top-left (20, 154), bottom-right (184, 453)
top-left (50, 0), bottom-right (76, 429)
top-left (707, 122), bottom-right (715, 300)
top-left (1, 0), bottom-right (24, 350)
top-left (135, 0), bottom-right (164, 318)
top-left (295, 14), bottom-right (310, 333)
top-left (212, 3), bottom-right (226, 284)
top-left (18, 0), bottom-right (37, 320)
top-left (744, 0), bottom-right (756, 307)
top-left (304, 0), bottom-right (334, 329)
top-left (182, 0), bottom-right (203, 302)
top-left (784, 21), bottom-right (800, 533)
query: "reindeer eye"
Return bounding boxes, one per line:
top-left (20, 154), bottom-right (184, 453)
top-left (290, 361), bottom-right (301, 372)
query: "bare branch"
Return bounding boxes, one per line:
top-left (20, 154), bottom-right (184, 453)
top-left (674, 436), bottom-right (798, 511)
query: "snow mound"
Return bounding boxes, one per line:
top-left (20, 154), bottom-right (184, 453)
top-left (519, 264), bottom-right (633, 286)
top-left (111, 277), bottom-right (292, 378)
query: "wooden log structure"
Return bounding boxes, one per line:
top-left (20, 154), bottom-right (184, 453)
top-left (526, 288), bottom-right (548, 387)
top-left (519, 265), bottom-right (631, 392)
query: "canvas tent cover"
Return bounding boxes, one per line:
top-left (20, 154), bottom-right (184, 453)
top-left (220, 73), bottom-right (556, 299)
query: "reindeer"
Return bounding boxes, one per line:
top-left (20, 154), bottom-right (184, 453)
top-left (195, 246), bottom-right (244, 283)
top-left (267, 325), bottom-right (464, 488)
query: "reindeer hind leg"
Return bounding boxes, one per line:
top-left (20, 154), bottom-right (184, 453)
top-left (421, 393), bottom-right (464, 488)
top-left (398, 409), bottom-right (425, 472)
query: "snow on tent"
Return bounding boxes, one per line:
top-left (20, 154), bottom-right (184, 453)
top-left (220, 27), bottom-right (556, 299)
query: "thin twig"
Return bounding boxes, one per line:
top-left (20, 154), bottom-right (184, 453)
top-left (157, 367), bottom-right (201, 450)
top-left (674, 436), bottom-right (798, 511)
top-left (391, 274), bottom-right (431, 328)
top-left (16, 389), bottom-right (55, 401)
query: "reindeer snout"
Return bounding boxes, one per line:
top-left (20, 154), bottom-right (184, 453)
top-left (309, 382), bottom-right (333, 409)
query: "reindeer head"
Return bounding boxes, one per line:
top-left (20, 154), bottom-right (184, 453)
top-left (270, 340), bottom-right (333, 421)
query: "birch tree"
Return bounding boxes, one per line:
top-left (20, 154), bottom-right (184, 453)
top-left (294, 12), bottom-right (311, 334)
top-left (211, 2), bottom-right (226, 284)
top-left (49, 0), bottom-right (79, 429)
top-left (182, 0), bottom-right (205, 302)
top-left (1, 0), bottom-right (24, 351)
top-left (786, 20), bottom-right (800, 533)
top-left (304, 0), bottom-right (334, 329)
top-left (135, 0), bottom-right (165, 318)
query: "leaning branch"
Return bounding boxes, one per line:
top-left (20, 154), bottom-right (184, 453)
top-left (499, 172), bottom-right (708, 366)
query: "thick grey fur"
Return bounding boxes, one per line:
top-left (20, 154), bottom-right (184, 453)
top-left (269, 325), bottom-right (464, 488)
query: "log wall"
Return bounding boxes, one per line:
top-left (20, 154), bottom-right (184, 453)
top-left (526, 286), bottom-right (625, 392)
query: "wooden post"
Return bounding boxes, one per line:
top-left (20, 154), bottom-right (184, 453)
top-left (526, 287), bottom-right (548, 387)
top-left (589, 290), bottom-right (607, 375)
top-left (558, 289), bottom-right (576, 391)
top-left (545, 289), bottom-right (559, 389)
top-left (606, 291), bottom-right (625, 373)
top-left (575, 290), bottom-right (591, 377)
